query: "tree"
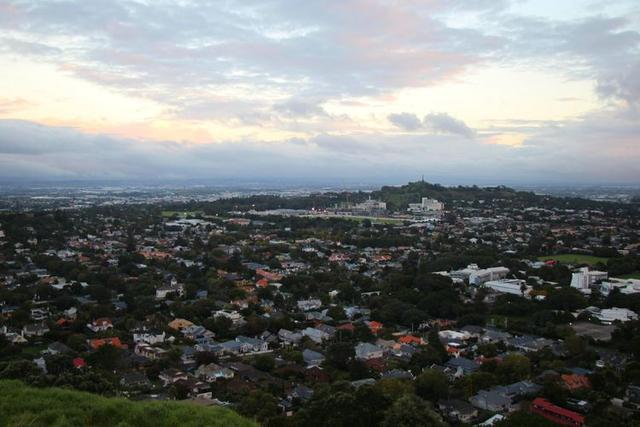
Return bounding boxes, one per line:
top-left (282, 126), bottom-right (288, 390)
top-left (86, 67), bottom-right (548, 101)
top-left (415, 369), bottom-right (449, 402)
top-left (374, 378), bottom-right (415, 402)
top-left (88, 344), bottom-right (122, 371)
top-left (168, 381), bottom-right (190, 400)
top-left (497, 353), bottom-right (531, 383)
top-left (468, 371), bottom-right (498, 395)
top-left (237, 390), bottom-right (278, 423)
top-left (327, 306), bottom-right (347, 321)
top-left (0, 360), bottom-right (41, 380)
top-left (381, 395), bottom-right (446, 427)
top-left (326, 342), bottom-right (355, 370)
top-left (66, 334), bottom-right (87, 352)
top-left (426, 328), bottom-right (448, 364)
top-left (254, 354), bottom-right (275, 372)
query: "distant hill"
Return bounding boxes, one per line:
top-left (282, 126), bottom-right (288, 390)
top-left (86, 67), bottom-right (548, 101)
top-left (161, 180), bottom-right (620, 214)
top-left (370, 181), bottom-right (538, 211)
top-left (0, 380), bottom-right (255, 427)
top-left (369, 181), bottom-right (616, 212)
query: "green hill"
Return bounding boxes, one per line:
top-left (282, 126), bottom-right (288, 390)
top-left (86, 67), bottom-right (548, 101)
top-left (370, 181), bottom-right (613, 211)
top-left (0, 380), bottom-right (255, 427)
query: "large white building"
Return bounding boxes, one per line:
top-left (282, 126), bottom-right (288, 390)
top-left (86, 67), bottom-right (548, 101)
top-left (483, 279), bottom-right (531, 297)
top-left (589, 307), bottom-right (638, 324)
top-left (408, 197), bottom-right (444, 214)
top-left (599, 278), bottom-right (640, 296)
top-left (354, 198), bottom-right (387, 212)
top-left (469, 266), bottom-right (510, 285)
top-left (570, 267), bottom-right (608, 294)
top-left (440, 264), bottom-right (510, 285)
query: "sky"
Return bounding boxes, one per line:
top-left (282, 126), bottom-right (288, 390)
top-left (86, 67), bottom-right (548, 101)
top-left (0, 0), bottom-right (638, 185)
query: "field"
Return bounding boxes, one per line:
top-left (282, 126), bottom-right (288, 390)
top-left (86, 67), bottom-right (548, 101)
top-left (303, 214), bottom-right (405, 225)
top-left (619, 272), bottom-right (640, 280)
top-left (0, 380), bottom-right (254, 427)
top-left (538, 254), bottom-right (609, 265)
top-left (161, 210), bottom-right (205, 218)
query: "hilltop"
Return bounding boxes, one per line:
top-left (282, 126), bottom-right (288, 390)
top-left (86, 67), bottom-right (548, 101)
top-left (369, 181), bottom-right (617, 211)
top-left (0, 380), bottom-right (255, 427)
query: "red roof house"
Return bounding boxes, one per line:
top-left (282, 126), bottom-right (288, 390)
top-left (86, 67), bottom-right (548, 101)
top-left (530, 397), bottom-right (585, 426)
top-left (89, 337), bottom-right (126, 350)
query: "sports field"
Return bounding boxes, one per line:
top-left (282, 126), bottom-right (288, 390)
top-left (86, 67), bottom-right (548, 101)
top-left (538, 254), bottom-right (608, 265)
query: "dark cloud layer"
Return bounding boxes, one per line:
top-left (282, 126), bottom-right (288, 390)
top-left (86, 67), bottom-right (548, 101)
top-left (0, 118), bottom-right (637, 184)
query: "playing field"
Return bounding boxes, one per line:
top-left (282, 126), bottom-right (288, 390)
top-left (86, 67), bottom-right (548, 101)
top-left (161, 210), bottom-right (204, 218)
top-left (538, 254), bottom-right (609, 265)
top-left (302, 213), bottom-right (405, 225)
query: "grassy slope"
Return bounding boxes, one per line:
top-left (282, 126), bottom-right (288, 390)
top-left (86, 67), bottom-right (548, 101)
top-left (0, 380), bottom-right (255, 427)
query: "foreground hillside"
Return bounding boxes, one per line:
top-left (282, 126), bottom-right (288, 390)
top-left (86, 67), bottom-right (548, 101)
top-left (0, 380), bottom-right (255, 427)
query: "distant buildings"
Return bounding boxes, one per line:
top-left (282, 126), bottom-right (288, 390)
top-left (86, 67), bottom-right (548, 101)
top-left (353, 198), bottom-right (387, 214)
top-left (407, 197), bottom-right (444, 215)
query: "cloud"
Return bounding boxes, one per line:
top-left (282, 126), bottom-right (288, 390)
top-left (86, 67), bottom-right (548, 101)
top-left (0, 0), bottom-right (638, 185)
top-left (423, 112), bottom-right (475, 138)
top-left (498, 14), bottom-right (640, 107)
top-left (388, 112), bottom-right (475, 138)
top-left (0, 97), bottom-right (31, 114)
top-left (0, 0), bottom-right (497, 107)
top-left (0, 117), bottom-right (637, 184)
top-left (273, 99), bottom-right (327, 118)
top-left (388, 113), bottom-right (423, 131)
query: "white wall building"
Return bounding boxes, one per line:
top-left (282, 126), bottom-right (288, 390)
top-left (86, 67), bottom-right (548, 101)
top-left (591, 307), bottom-right (638, 324)
top-left (354, 198), bottom-right (387, 212)
top-left (570, 267), bottom-right (608, 294)
top-left (408, 197), bottom-right (444, 214)
top-left (599, 278), bottom-right (640, 296)
top-left (484, 279), bottom-right (531, 297)
top-left (469, 267), bottom-right (510, 285)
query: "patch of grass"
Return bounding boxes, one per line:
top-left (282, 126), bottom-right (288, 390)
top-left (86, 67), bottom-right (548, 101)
top-left (538, 254), bottom-right (609, 265)
top-left (303, 214), bottom-right (404, 225)
top-left (618, 272), bottom-right (640, 280)
top-left (161, 210), bottom-right (205, 218)
top-left (0, 380), bottom-right (254, 427)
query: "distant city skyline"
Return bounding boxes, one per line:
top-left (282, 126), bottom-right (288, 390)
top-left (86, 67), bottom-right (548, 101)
top-left (0, 0), bottom-right (639, 184)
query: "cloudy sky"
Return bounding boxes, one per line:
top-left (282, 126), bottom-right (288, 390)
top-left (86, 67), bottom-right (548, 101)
top-left (0, 0), bottom-right (638, 184)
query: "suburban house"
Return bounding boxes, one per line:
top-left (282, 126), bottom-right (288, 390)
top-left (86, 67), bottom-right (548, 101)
top-left (87, 318), bottom-right (113, 333)
top-left (303, 349), bottom-right (325, 367)
top-left (195, 363), bottom-right (235, 382)
top-left (355, 342), bottom-right (384, 360)
top-left (278, 328), bottom-right (303, 346)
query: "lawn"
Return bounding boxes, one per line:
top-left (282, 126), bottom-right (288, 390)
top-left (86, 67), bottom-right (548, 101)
top-left (161, 210), bottom-right (205, 218)
top-left (538, 254), bottom-right (609, 265)
top-left (619, 272), bottom-right (640, 280)
top-left (303, 213), bottom-right (405, 225)
top-left (0, 380), bottom-right (254, 427)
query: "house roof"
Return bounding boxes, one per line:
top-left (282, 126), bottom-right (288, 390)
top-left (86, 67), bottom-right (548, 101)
top-left (561, 374), bottom-right (591, 391)
top-left (89, 337), bottom-right (125, 350)
top-left (72, 357), bottom-right (87, 368)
